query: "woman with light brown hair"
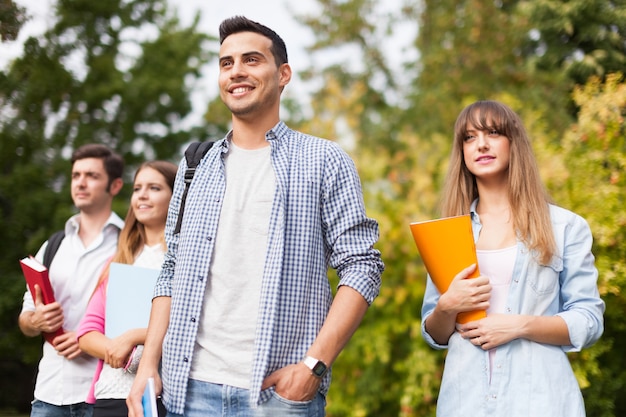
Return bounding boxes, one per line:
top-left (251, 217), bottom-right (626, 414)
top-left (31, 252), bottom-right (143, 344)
top-left (76, 160), bottom-right (177, 417)
top-left (421, 100), bottom-right (604, 416)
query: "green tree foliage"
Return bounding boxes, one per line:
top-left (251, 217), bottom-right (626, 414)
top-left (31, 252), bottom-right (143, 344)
top-left (0, 0), bottom-right (213, 412)
top-left (412, 0), bottom-right (579, 137)
top-left (519, 0), bottom-right (626, 86)
top-left (296, 0), bottom-right (406, 152)
top-left (0, 0), bottom-right (28, 41)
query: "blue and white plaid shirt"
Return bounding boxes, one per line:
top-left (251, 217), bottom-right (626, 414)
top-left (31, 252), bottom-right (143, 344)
top-left (154, 122), bottom-right (384, 413)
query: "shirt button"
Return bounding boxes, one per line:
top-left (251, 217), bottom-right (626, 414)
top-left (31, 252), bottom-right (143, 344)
top-left (183, 357), bottom-right (189, 362)
top-left (190, 317), bottom-right (196, 322)
top-left (207, 236), bottom-right (213, 241)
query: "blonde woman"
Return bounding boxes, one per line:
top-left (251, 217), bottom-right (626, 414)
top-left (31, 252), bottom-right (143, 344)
top-left (77, 160), bottom-right (177, 417)
top-left (421, 100), bottom-right (604, 416)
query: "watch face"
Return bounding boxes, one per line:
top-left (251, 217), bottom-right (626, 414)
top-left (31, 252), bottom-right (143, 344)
top-left (312, 361), bottom-right (327, 377)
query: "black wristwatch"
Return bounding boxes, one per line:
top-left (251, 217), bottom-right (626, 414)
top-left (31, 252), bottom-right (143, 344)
top-left (303, 356), bottom-right (328, 378)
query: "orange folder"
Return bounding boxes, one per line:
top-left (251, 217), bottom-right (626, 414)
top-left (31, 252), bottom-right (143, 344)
top-left (410, 214), bottom-right (486, 324)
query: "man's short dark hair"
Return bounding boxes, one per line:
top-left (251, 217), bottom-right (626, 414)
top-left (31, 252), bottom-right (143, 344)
top-left (219, 16), bottom-right (288, 67)
top-left (71, 144), bottom-right (124, 187)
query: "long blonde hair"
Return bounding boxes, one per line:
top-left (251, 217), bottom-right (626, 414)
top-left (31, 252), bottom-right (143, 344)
top-left (440, 100), bottom-right (556, 264)
top-left (95, 160), bottom-right (178, 288)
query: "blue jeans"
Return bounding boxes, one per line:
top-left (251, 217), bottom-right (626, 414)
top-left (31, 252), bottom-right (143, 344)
top-left (168, 379), bottom-right (326, 417)
top-left (31, 400), bottom-right (93, 417)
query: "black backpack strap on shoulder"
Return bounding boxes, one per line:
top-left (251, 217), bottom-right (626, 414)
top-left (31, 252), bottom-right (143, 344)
top-left (173, 141), bottom-right (214, 234)
top-left (43, 230), bottom-right (65, 269)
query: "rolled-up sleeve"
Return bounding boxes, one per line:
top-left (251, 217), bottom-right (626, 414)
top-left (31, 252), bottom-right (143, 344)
top-left (556, 213), bottom-right (605, 352)
top-left (323, 144), bottom-right (384, 304)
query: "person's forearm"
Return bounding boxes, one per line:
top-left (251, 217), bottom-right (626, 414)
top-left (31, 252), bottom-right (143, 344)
top-left (519, 315), bottom-right (571, 346)
top-left (18, 312), bottom-right (40, 337)
top-left (424, 299), bottom-right (459, 345)
top-left (127, 296), bottom-right (172, 417)
top-left (140, 296), bottom-right (171, 368)
top-left (78, 331), bottom-right (108, 359)
top-left (125, 328), bottom-right (148, 346)
top-left (79, 328), bottom-right (147, 364)
top-left (306, 286), bottom-right (369, 366)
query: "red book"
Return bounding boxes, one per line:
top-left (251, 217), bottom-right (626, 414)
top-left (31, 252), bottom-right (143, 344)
top-left (19, 256), bottom-right (65, 344)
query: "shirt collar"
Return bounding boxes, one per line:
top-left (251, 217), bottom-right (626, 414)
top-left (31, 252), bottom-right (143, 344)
top-left (65, 211), bottom-right (124, 235)
top-left (221, 120), bottom-right (287, 149)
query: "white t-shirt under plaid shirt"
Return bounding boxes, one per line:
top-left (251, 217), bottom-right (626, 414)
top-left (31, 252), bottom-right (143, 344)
top-left (154, 121), bottom-right (384, 414)
top-left (190, 142), bottom-right (275, 388)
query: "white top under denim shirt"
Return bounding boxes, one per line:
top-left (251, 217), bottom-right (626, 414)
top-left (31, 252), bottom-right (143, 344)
top-left (421, 200), bottom-right (605, 417)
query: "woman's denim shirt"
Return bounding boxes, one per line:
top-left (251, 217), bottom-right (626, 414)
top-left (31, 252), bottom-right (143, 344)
top-left (420, 201), bottom-right (605, 417)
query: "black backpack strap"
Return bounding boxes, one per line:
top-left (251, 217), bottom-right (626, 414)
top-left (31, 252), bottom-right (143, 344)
top-left (43, 230), bottom-right (65, 269)
top-left (173, 141), bottom-right (214, 234)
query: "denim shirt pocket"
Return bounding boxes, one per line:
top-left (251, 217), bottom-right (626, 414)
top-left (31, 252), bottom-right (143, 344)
top-left (526, 254), bottom-right (563, 295)
top-left (526, 216), bottom-right (567, 295)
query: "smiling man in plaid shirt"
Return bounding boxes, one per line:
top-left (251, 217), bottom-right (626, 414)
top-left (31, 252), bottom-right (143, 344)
top-left (127, 15), bottom-right (384, 417)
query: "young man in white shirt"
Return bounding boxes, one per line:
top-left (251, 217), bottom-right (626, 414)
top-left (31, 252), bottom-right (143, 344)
top-left (19, 144), bottom-right (125, 417)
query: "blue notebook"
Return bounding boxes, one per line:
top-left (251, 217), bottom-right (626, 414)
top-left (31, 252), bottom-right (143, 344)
top-left (105, 263), bottom-right (159, 338)
top-left (142, 377), bottom-right (158, 417)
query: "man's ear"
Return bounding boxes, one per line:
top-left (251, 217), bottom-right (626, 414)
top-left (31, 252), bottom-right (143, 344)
top-left (109, 177), bottom-right (123, 196)
top-left (278, 63), bottom-right (292, 89)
